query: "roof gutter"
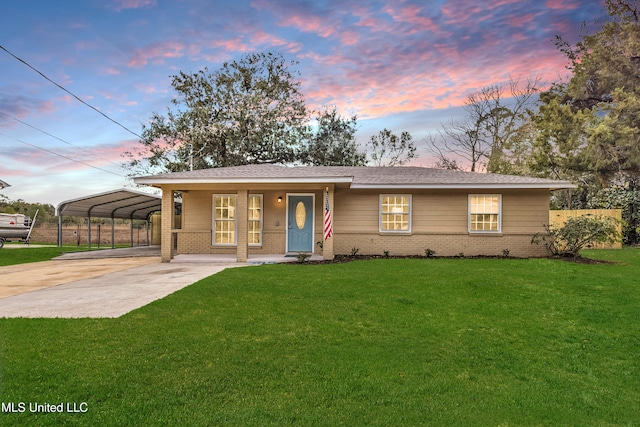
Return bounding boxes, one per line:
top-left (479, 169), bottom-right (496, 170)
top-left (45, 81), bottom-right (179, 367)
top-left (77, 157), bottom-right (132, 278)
top-left (351, 182), bottom-right (577, 190)
top-left (133, 176), bottom-right (356, 185)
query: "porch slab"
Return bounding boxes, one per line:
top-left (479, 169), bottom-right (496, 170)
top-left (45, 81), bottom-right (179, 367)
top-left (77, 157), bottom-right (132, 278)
top-left (171, 253), bottom-right (324, 264)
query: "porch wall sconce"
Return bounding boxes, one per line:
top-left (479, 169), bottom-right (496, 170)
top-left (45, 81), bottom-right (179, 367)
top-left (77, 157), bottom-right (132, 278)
top-left (277, 196), bottom-right (283, 203)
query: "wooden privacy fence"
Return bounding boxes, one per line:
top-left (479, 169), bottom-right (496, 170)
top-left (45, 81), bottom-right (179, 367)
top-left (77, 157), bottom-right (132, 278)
top-left (549, 209), bottom-right (623, 249)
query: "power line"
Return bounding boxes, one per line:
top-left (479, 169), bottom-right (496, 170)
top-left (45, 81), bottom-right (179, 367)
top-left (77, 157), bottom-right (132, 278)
top-left (0, 111), bottom-right (124, 170)
top-left (0, 132), bottom-right (126, 178)
top-left (0, 44), bottom-right (143, 139)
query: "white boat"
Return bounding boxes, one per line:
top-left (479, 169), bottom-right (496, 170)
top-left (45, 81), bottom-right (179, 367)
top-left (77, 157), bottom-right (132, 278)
top-left (0, 211), bottom-right (37, 248)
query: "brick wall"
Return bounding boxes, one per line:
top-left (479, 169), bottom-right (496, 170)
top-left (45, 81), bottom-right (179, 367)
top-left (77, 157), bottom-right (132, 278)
top-left (172, 187), bottom-right (551, 259)
top-left (334, 232), bottom-right (547, 258)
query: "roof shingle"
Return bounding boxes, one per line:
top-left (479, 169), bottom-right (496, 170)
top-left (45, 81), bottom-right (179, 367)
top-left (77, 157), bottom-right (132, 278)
top-left (135, 164), bottom-right (575, 189)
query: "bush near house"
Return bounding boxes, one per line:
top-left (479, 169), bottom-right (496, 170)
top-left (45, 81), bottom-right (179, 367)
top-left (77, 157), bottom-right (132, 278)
top-left (532, 214), bottom-right (622, 258)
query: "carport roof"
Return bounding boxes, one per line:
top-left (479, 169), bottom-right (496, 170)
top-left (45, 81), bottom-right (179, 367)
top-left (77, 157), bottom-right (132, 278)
top-left (56, 188), bottom-right (179, 220)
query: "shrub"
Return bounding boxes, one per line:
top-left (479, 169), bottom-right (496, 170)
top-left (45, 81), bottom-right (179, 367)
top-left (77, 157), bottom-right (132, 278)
top-left (296, 252), bottom-right (311, 263)
top-left (424, 248), bottom-right (436, 258)
top-left (531, 215), bottom-right (622, 259)
top-left (350, 247), bottom-right (360, 256)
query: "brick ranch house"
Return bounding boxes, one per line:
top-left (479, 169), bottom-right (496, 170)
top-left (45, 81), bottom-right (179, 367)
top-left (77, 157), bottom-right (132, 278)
top-left (133, 164), bottom-right (575, 262)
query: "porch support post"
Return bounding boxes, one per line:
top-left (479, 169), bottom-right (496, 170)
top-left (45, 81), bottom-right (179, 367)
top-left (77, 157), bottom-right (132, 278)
top-left (323, 185), bottom-right (335, 260)
top-left (236, 189), bottom-right (249, 262)
top-left (161, 187), bottom-right (175, 263)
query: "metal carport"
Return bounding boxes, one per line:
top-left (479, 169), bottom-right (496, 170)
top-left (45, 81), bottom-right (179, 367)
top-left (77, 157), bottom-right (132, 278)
top-left (56, 188), bottom-right (180, 248)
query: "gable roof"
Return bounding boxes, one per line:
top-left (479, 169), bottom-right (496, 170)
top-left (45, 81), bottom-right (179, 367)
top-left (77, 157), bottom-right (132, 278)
top-left (134, 164), bottom-right (576, 190)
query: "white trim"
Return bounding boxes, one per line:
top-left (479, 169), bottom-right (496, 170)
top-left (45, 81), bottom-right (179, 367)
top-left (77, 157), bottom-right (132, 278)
top-left (212, 194), bottom-right (238, 246)
top-left (468, 194), bottom-right (502, 234)
top-left (379, 194), bottom-right (412, 234)
top-left (248, 194), bottom-right (263, 246)
top-left (352, 183), bottom-right (575, 190)
top-left (134, 176), bottom-right (354, 185)
top-left (285, 193), bottom-right (316, 253)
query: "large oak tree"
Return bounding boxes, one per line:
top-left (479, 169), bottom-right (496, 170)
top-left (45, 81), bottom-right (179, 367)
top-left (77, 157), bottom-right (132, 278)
top-left (125, 52), bottom-right (309, 175)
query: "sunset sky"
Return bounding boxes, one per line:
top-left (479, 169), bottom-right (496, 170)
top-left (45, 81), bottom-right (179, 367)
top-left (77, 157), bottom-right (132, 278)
top-left (1, 0), bottom-right (605, 205)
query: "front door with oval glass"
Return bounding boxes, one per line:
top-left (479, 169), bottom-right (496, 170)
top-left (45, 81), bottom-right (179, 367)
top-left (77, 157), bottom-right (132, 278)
top-left (287, 195), bottom-right (314, 252)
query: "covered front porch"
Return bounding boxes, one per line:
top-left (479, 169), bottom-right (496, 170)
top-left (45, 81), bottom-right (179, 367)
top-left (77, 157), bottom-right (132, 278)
top-left (158, 184), bottom-right (337, 263)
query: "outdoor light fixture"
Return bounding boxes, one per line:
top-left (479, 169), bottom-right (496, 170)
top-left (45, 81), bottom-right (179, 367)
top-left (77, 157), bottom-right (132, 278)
top-left (277, 196), bottom-right (283, 203)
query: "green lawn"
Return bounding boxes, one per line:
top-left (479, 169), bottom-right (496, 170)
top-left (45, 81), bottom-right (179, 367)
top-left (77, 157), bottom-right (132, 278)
top-left (1, 249), bottom-right (639, 426)
top-left (0, 245), bottom-right (124, 266)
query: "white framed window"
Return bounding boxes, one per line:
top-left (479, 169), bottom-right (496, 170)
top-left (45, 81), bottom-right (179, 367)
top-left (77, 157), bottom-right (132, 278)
top-left (213, 195), bottom-right (236, 245)
top-left (248, 194), bottom-right (263, 246)
top-left (469, 194), bottom-right (501, 233)
top-left (380, 195), bottom-right (411, 233)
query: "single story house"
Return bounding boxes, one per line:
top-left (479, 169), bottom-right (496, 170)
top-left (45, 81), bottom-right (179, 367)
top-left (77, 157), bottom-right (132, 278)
top-left (133, 164), bottom-right (575, 262)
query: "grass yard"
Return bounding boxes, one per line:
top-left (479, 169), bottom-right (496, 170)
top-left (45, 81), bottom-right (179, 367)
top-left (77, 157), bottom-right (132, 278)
top-left (1, 249), bottom-right (639, 426)
top-left (0, 245), bottom-right (123, 266)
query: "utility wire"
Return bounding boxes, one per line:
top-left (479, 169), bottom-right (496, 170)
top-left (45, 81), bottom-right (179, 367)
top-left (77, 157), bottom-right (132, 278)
top-left (0, 44), bottom-right (143, 139)
top-left (0, 111), bottom-right (124, 170)
top-left (0, 132), bottom-right (126, 177)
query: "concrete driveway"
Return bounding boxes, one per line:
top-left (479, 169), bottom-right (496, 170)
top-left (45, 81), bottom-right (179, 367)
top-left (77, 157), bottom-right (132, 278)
top-left (0, 247), bottom-right (244, 318)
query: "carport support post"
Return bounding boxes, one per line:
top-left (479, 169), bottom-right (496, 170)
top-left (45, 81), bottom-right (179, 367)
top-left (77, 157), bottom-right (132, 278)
top-left (160, 187), bottom-right (175, 262)
top-left (236, 189), bottom-right (248, 262)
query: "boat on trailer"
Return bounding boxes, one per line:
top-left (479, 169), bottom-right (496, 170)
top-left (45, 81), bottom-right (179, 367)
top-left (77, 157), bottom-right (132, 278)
top-left (0, 211), bottom-right (38, 248)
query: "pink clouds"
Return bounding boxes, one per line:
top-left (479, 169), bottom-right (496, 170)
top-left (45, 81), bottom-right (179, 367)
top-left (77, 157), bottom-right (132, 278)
top-left (127, 41), bottom-right (186, 68)
top-left (250, 31), bottom-right (302, 52)
top-left (546, 0), bottom-right (580, 10)
top-left (134, 83), bottom-right (160, 94)
top-left (208, 37), bottom-right (250, 53)
top-left (382, 3), bottom-right (446, 36)
top-left (279, 14), bottom-right (336, 38)
top-left (507, 13), bottom-right (537, 27)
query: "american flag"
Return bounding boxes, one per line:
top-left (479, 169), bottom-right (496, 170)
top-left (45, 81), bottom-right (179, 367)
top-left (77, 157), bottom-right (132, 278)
top-left (324, 190), bottom-right (333, 240)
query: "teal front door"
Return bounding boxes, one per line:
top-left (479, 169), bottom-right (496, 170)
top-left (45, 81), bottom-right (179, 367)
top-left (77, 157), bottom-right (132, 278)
top-left (287, 195), bottom-right (314, 252)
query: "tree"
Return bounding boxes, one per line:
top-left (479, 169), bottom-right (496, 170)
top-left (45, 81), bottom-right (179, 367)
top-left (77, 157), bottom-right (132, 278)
top-left (367, 128), bottom-right (417, 167)
top-left (425, 115), bottom-right (486, 172)
top-left (125, 52), bottom-right (309, 175)
top-left (300, 107), bottom-right (366, 166)
top-left (534, 0), bottom-right (640, 242)
top-left (427, 76), bottom-right (540, 173)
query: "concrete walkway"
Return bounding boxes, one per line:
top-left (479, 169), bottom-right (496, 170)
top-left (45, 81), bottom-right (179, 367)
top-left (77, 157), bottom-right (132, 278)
top-left (0, 246), bottom-right (320, 319)
top-left (0, 261), bottom-right (243, 318)
top-left (0, 248), bottom-right (245, 318)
